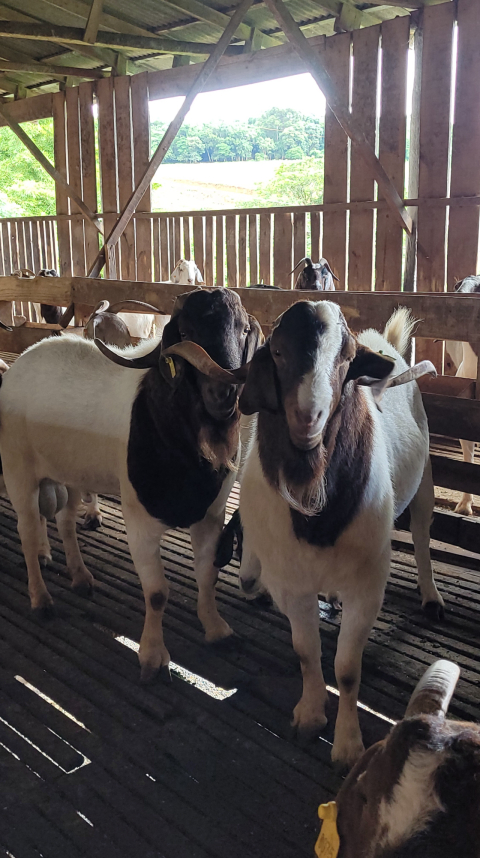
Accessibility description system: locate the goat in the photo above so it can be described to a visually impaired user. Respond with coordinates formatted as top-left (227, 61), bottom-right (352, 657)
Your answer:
top-left (332, 659), bottom-right (480, 858)
top-left (292, 257), bottom-right (338, 291)
top-left (443, 275), bottom-right (480, 516)
top-left (0, 288), bottom-right (262, 681)
top-left (170, 259), bottom-right (205, 286)
top-left (236, 301), bottom-right (443, 767)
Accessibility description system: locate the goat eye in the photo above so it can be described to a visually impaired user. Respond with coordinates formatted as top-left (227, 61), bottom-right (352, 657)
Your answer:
top-left (180, 332), bottom-right (188, 340)
top-left (274, 349), bottom-right (281, 357)
top-left (244, 326), bottom-right (250, 335)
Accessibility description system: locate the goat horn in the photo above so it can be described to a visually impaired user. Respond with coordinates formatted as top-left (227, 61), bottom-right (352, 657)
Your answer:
top-left (289, 257), bottom-right (311, 276)
top-left (405, 660), bottom-right (460, 719)
top-left (162, 342), bottom-right (242, 384)
top-left (388, 361), bottom-right (437, 388)
top-left (0, 319), bottom-right (13, 331)
top-left (107, 300), bottom-right (162, 315)
top-left (94, 337), bottom-right (162, 369)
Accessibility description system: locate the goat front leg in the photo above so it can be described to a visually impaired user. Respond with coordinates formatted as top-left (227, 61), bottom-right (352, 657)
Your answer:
top-left (122, 491), bottom-right (170, 682)
top-left (454, 440), bottom-right (475, 516)
top-left (409, 460), bottom-right (444, 619)
top-left (275, 590), bottom-right (328, 740)
top-left (190, 512), bottom-right (234, 642)
top-left (83, 492), bottom-right (103, 530)
top-left (10, 486), bottom-right (53, 614)
top-left (332, 576), bottom-right (385, 769)
top-left (38, 515), bottom-right (52, 566)
top-left (56, 487), bottom-right (94, 596)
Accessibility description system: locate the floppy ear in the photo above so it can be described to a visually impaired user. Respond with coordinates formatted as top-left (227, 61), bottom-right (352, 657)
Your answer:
top-left (243, 314), bottom-right (264, 364)
top-left (239, 343), bottom-right (279, 415)
top-left (159, 353), bottom-right (185, 388)
top-left (345, 344), bottom-right (396, 383)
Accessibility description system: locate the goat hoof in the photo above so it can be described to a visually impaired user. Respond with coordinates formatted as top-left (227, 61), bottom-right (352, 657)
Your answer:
top-left (249, 592), bottom-right (273, 608)
top-left (160, 664), bottom-right (172, 684)
top-left (38, 553), bottom-right (52, 568)
top-left (140, 663), bottom-right (163, 685)
top-left (210, 631), bottom-right (240, 651)
top-left (423, 601), bottom-right (445, 622)
top-left (32, 602), bottom-right (56, 621)
top-left (83, 514), bottom-right (102, 531)
top-left (71, 579), bottom-right (94, 599)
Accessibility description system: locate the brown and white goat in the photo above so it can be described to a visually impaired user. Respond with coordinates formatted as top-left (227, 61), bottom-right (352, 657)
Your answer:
top-left (237, 301), bottom-right (442, 767)
top-left (334, 660), bottom-right (480, 858)
top-left (293, 257), bottom-right (338, 291)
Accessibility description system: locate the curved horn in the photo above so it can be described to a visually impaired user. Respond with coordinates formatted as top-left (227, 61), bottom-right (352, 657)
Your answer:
top-left (289, 257), bottom-right (311, 276)
top-left (321, 259), bottom-right (340, 282)
top-left (0, 319), bottom-right (13, 331)
top-left (388, 360), bottom-right (437, 388)
top-left (94, 337), bottom-right (162, 368)
top-left (162, 341), bottom-right (241, 383)
top-left (92, 300), bottom-right (110, 315)
top-left (107, 300), bottom-right (162, 315)
top-left (405, 660), bottom-right (460, 719)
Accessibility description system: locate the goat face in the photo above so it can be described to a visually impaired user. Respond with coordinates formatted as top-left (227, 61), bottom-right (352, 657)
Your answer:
top-left (163, 288), bottom-right (261, 421)
top-left (295, 258), bottom-right (337, 291)
top-left (454, 275), bottom-right (480, 294)
top-left (239, 300), bottom-right (392, 450)
top-left (171, 259), bottom-right (204, 286)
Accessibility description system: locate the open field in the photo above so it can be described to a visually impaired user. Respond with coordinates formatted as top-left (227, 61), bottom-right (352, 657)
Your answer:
top-left (152, 160), bottom-right (283, 211)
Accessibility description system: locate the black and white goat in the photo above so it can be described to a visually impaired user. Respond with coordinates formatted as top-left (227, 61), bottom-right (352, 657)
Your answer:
top-left (0, 288), bottom-right (261, 680)
top-left (237, 300), bottom-right (442, 767)
top-left (335, 659), bottom-right (480, 857)
top-left (293, 257), bottom-right (338, 291)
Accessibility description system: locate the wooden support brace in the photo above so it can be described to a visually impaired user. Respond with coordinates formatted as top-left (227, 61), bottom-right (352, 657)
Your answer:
top-left (263, 0), bottom-right (413, 235)
top-left (0, 60), bottom-right (106, 80)
top-left (89, 0), bottom-right (255, 278)
top-left (0, 104), bottom-right (103, 234)
top-left (84, 0), bottom-right (104, 44)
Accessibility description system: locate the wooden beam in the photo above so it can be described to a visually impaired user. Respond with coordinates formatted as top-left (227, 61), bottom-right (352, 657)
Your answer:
top-left (263, 0), bottom-right (413, 235)
top-left (153, 0), bottom-right (282, 47)
top-left (0, 104), bottom-right (102, 232)
top-left (0, 22), bottom-right (239, 56)
top-left (0, 59), bottom-right (105, 79)
top-left (90, 0), bottom-right (255, 278)
top-left (84, 0), bottom-right (104, 44)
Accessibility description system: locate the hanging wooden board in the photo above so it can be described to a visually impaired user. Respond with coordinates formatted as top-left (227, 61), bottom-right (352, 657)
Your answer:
top-left (114, 77), bottom-right (136, 281)
top-left (79, 82), bottom-right (99, 278)
top-left (52, 91), bottom-right (71, 277)
top-left (131, 72), bottom-right (152, 282)
top-left (97, 76), bottom-right (119, 277)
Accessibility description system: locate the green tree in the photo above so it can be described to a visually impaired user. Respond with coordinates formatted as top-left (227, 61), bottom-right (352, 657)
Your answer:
top-left (0, 118), bottom-right (56, 216)
top-left (248, 157), bottom-right (324, 207)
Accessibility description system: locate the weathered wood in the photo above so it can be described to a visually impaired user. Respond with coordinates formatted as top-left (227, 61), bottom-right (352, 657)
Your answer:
top-left (0, 92), bottom-right (53, 129)
top-left (1, 223), bottom-right (10, 275)
top-left (215, 215), bottom-right (224, 286)
top-left (293, 213), bottom-right (306, 273)
top-left (422, 393), bottom-right (480, 443)
top-left (0, 321), bottom-right (62, 353)
top-left (0, 103), bottom-right (100, 233)
top-left (238, 215), bottom-right (247, 288)
top-left (310, 211), bottom-right (320, 261)
top-left (65, 87), bottom-right (86, 276)
top-left (430, 454), bottom-right (480, 496)
top-left (204, 216), bottom-right (214, 285)
top-left (263, 0), bottom-right (412, 236)
top-left (183, 216), bottom-right (191, 259)
top-left (159, 218), bottom-right (169, 281)
top-left (193, 216), bottom-right (205, 275)
top-left (168, 217), bottom-right (175, 273)
top-left (248, 214), bottom-right (257, 286)
top-left (114, 77), bottom-right (135, 280)
top-left (259, 213), bottom-right (271, 284)
top-left (0, 59), bottom-right (104, 79)
top-left (152, 218), bottom-right (160, 281)
top-left (273, 211), bottom-right (293, 288)
top-left (415, 3), bottom-right (454, 367)
top-left (131, 73), bottom-right (152, 282)
top-left (79, 81), bottom-right (99, 275)
top-left (84, 0), bottom-right (104, 44)
top-left (375, 16), bottom-right (409, 290)
top-left (97, 76), bottom-right (119, 278)
top-left (447, 0), bottom-right (480, 287)
top-left (226, 215), bottom-right (237, 288)
top-left (349, 25), bottom-right (379, 291)
top-left (174, 216), bottom-right (182, 268)
top-left (322, 31), bottom-right (349, 285)
top-left (403, 23), bottom-right (422, 293)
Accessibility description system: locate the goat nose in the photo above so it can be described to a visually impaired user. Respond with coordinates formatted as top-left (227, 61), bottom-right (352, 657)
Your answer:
top-left (188, 278), bottom-right (194, 284)
top-left (294, 408), bottom-right (321, 428)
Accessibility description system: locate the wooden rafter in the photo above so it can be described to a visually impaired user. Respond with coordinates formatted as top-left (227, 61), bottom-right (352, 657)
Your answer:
top-left (0, 103), bottom-right (102, 232)
top-left (153, 0), bottom-right (283, 47)
top-left (263, 0), bottom-right (413, 235)
top-left (83, 0), bottom-right (104, 44)
top-left (0, 59), bottom-right (105, 79)
top-left (89, 0), bottom-right (255, 278)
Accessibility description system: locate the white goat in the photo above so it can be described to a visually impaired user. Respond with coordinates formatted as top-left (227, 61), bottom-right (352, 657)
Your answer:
top-left (170, 259), bottom-right (204, 286)
top-left (237, 301), bottom-right (443, 768)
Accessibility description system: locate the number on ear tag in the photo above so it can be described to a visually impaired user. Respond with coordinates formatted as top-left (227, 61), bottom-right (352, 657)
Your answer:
top-left (164, 356), bottom-right (176, 378)
top-left (315, 801), bottom-right (340, 858)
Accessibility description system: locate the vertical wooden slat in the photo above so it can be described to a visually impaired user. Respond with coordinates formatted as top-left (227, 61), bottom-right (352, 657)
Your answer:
top-left (183, 216), bottom-right (191, 258)
top-left (174, 216), bottom-right (181, 266)
top-left (447, 0), bottom-right (480, 286)
top-left (403, 23), bottom-right (422, 293)
top-left (248, 214), bottom-right (257, 285)
top-left (0, 226), bottom-right (5, 276)
top-left (349, 25), bottom-right (379, 291)
top-left (97, 76), bottom-right (119, 278)
top-left (238, 214), bottom-right (247, 288)
top-left (153, 217), bottom-right (160, 281)
top-left (114, 76), bottom-right (135, 280)
top-left (168, 217), bottom-right (175, 269)
top-left (259, 212), bottom-right (271, 284)
top-left (79, 81), bottom-right (98, 277)
top-left (25, 222), bottom-right (34, 271)
top-left (1, 223), bottom-right (10, 273)
top-left (215, 215), bottom-right (224, 286)
top-left (44, 220), bottom-right (53, 270)
top-left (193, 216), bottom-right (205, 273)
top-left (226, 214), bottom-right (237, 287)
top-left (293, 212), bottom-right (306, 271)
top-left (416, 3), bottom-right (454, 367)
top-left (65, 86), bottom-right (86, 275)
top-left (10, 223), bottom-right (19, 271)
top-left (322, 31), bottom-right (350, 285)
top-left (131, 72), bottom-right (152, 281)
top-left (273, 211), bottom-right (293, 288)
top-left (310, 211), bottom-right (320, 261)
top-left (17, 221), bottom-right (27, 270)
top-left (52, 91), bottom-right (71, 276)
top-left (204, 215), bottom-right (214, 284)
top-left (160, 218), bottom-right (169, 280)
top-left (375, 16), bottom-right (409, 290)
top-left (30, 221), bottom-right (41, 274)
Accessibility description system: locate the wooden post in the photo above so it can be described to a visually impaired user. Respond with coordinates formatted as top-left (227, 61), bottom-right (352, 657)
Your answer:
top-left (84, 0), bottom-right (104, 44)
top-left (88, 0), bottom-right (254, 278)
top-left (262, 0), bottom-right (413, 236)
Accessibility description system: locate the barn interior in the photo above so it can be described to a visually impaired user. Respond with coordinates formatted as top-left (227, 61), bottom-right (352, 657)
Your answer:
top-left (0, 0), bottom-right (479, 855)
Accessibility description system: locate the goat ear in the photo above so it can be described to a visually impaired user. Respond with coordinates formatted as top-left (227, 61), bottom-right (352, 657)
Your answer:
top-left (239, 343), bottom-right (279, 415)
top-left (345, 344), bottom-right (396, 383)
top-left (159, 353), bottom-right (184, 388)
top-left (243, 314), bottom-right (264, 364)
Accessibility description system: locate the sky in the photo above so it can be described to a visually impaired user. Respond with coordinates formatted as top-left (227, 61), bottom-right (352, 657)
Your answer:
top-left (149, 72), bottom-right (327, 126)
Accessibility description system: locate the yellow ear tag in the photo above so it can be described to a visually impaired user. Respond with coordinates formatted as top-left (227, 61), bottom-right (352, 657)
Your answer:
top-left (164, 356), bottom-right (176, 378)
top-left (315, 801), bottom-right (340, 858)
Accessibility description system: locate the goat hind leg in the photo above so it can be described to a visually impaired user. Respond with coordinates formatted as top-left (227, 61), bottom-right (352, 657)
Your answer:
top-left (410, 460), bottom-right (444, 619)
top-left (83, 492), bottom-right (102, 530)
top-left (14, 492), bottom-right (53, 614)
top-left (454, 440), bottom-right (475, 516)
top-left (38, 515), bottom-right (52, 566)
top-left (56, 487), bottom-right (94, 596)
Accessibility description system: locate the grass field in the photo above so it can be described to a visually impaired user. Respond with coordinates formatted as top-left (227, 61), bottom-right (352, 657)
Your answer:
top-left (151, 160), bottom-right (283, 211)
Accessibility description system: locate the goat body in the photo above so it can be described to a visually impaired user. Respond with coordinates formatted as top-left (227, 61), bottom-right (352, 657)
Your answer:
top-left (238, 301), bottom-right (442, 767)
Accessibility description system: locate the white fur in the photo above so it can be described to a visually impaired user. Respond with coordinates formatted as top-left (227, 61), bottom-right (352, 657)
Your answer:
top-left (378, 749), bottom-right (444, 849)
top-left (297, 302), bottom-right (343, 432)
top-left (239, 301), bottom-right (442, 767)
top-left (170, 259), bottom-right (204, 286)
